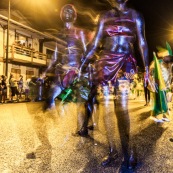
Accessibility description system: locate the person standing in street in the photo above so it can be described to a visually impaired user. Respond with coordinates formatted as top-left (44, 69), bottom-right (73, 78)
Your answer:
top-left (80, 0), bottom-right (149, 170)
top-left (144, 72), bottom-right (150, 106)
top-left (9, 73), bottom-right (19, 102)
top-left (1, 75), bottom-right (7, 103)
top-left (18, 75), bottom-right (24, 99)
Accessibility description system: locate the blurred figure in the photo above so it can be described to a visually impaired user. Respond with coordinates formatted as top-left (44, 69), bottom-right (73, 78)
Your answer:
top-left (1, 75), bottom-right (7, 103)
top-left (135, 78), bottom-right (143, 99)
top-left (78, 63), bottom-right (99, 135)
top-left (130, 76), bottom-right (137, 99)
top-left (42, 76), bottom-right (51, 100)
top-left (149, 54), bottom-right (170, 122)
top-left (44, 4), bottom-right (91, 136)
top-left (9, 73), bottom-right (19, 102)
top-left (144, 72), bottom-right (150, 106)
top-left (80, 0), bottom-right (149, 169)
top-left (35, 77), bottom-right (44, 101)
top-left (23, 78), bottom-right (31, 101)
top-left (26, 4), bottom-right (92, 160)
top-left (18, 75), bottom-right (24, 99)
top-left (28, 76), bottom-right (37, 102)
top-left (0, 76), bottom-right (2, 103)
top-left (166, 89), bottom-right (172, 111)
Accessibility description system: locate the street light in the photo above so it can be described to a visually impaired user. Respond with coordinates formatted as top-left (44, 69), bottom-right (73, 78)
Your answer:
top-left (5, 0), bottom-right (10, 76)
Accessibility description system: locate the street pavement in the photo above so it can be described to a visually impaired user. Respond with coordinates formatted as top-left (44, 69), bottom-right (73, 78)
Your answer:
top-left (0, 97), bottom-right (173, 173)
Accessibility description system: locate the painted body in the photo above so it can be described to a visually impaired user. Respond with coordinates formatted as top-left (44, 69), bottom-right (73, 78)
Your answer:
top-left (81, 0), bottom-right (149, 169)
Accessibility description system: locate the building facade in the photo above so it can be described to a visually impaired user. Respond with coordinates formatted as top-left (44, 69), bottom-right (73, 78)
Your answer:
top-left (0, 14), bottom-right (59, 81)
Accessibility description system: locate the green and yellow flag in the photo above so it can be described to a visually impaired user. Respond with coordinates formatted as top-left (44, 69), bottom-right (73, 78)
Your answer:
top-left (153, 52), bottom-right (166, 90)
top-left (153, 52), bottom-right (168, 115)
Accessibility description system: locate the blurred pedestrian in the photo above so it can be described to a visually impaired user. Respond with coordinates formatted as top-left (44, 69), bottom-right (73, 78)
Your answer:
top-left (35, 77), bottom-right (44, 101)
top-left (80, 0), bottom-right (148, 169)
top-left (136, 78), bottom-right (143, 99)
top-left (144, 72), bottom-right (150, 106)
top-left (9, 73), bottom-right (19, 102)
top-left (18, 75), bottom-right (24, 99)
top-left (28, 76), bottom-right (37, 101)
top-left (23, 78), bottom-right (31, 101)
top-left (0, 76), bottom-right (2, 103)
top-left (1, 75), bottom-right (7, 103)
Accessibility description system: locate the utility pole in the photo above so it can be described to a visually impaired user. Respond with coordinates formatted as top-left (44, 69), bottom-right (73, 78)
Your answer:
top-left (5, 0), bottom-right (10, 76)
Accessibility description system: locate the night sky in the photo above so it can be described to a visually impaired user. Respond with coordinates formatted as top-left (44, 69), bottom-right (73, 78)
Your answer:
top-left (1, 0), bottom-right (173, 65)
top-left (129, 0), bottom-right (173, 63)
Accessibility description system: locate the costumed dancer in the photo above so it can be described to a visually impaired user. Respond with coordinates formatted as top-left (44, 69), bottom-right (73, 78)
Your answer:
top-left (80, 0), bottom-right (149, 170)
top-left (43, 4), bottom-right (92, 135)
top-left (26, 4), bottom-right (92, 159)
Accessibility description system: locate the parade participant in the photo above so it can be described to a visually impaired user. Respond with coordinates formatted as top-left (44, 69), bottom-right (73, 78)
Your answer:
top-left (80, 0), bottom-right (149, 169)
top-left (26, 4), bottom-right (92, 160)
top-left (149, 51), bottom-right (171, 122)
top-left (44, 4), bottom-right (91, 135)
top-left (144, 72), bottom-right (150, 106)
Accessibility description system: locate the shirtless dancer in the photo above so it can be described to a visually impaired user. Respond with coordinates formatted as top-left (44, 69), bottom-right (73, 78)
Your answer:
top-left (81, 0), bottom-right (149, 169)
top-left (44, 4), bottom-right (90, 134)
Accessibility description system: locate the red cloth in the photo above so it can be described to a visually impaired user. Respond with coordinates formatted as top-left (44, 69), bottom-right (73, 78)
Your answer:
top-left (95, 53), bottom-right (137, 85)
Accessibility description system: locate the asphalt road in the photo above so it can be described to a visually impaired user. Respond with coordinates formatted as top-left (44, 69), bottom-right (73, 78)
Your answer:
top-left (0, 97), bottom-right (173, 173)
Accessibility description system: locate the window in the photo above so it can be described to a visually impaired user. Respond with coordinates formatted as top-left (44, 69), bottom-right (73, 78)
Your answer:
top-left (26, 70), bottom-right (34, 79)
top-left (11, 68), bottom-right (21, 79)
top-left (46, 49), bottom-right (54, 60)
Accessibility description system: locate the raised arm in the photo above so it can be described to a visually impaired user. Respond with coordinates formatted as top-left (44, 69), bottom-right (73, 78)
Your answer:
top-left (80, 15), bottom-right (104, 71)
top-left (135, 11), bottom-right (149, 71)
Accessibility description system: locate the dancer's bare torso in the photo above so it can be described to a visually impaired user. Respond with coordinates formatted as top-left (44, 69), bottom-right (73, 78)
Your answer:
top-left (55, 27), bottom-right (86, 88)
top-left (99, 8), bottom-right (137, 55)
top-left (60, 28), bottom-right (84, 69)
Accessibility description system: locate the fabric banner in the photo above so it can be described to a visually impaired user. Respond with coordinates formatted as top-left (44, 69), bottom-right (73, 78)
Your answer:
top-left (153, 52), bottom-right (168, 115)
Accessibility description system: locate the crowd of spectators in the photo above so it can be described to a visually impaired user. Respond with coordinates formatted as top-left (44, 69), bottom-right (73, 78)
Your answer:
top-left (0, 74), bottom-right (52, 104)
top-left (0, 72), bottom-right (173, 107)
